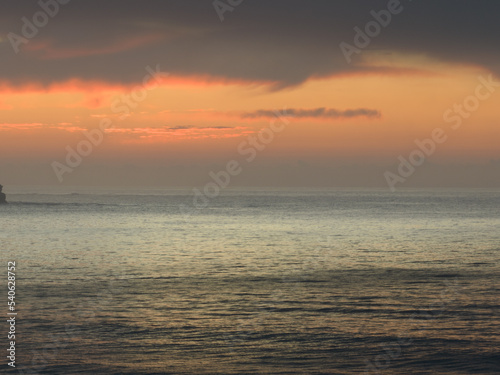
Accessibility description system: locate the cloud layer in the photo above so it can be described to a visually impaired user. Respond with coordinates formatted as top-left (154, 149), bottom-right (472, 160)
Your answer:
top-left (242, 108), bottom-right (381, 119)
top-left (1, 0), bottom-right (499, 88)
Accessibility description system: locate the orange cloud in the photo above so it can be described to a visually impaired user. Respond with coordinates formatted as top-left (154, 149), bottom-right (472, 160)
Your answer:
top-left (106, 125), bottom-right (251, 143)
top-left (0, 74), bottom-right (265, 97)
top-left (0, 122), bottom-right (45, 131)
top-left (0, 79), bottom-right (124, 95)
top-left (0, 122), bottom-right (85, 132)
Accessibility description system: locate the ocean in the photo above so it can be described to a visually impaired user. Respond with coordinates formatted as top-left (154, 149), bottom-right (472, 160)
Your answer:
top-left (1, 188), bottom-right (499, 374)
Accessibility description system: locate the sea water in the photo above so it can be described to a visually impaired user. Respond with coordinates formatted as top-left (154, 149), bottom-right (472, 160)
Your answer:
top-left (1, 188), bottom-right (499, 374)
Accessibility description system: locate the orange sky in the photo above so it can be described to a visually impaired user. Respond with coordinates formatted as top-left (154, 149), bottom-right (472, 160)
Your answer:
top-left (1, 57), bottom-right (498, 165)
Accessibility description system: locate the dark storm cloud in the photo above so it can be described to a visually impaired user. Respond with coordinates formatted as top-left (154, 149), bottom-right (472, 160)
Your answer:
top-left (0, 0), bottom-right (499, 87)
top-left (242, 108), bottom-right (381, 119)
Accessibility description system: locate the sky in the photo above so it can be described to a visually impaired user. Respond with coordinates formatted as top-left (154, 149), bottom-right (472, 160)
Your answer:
top-left (0, 0), bottom-right (499, 189)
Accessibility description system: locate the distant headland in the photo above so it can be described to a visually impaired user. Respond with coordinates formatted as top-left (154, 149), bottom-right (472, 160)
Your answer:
top-left (0, 184), bottom-right (7, 204)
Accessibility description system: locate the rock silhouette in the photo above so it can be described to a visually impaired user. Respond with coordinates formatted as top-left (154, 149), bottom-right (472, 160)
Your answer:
top-left (0, 184), bottom-right (7, 204)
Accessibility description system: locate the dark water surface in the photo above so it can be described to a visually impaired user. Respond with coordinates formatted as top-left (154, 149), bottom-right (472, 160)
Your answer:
top-left (2, 189), bottom-right (499, 374)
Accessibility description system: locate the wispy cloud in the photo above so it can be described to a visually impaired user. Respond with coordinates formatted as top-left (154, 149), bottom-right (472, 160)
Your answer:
top-left (106, 125), bottom-right (251, 141)
top-left (0, 122), bottom-right (84, 132)
top-left (241, 107), bottom-right (381, 120)
top-left (164, 125), bottom-right (233, 131)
